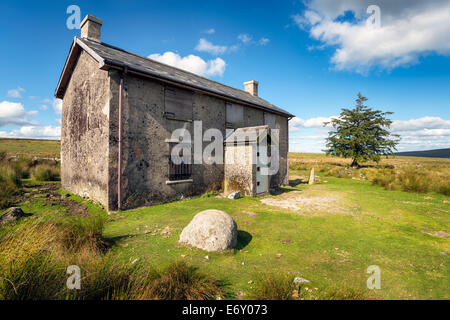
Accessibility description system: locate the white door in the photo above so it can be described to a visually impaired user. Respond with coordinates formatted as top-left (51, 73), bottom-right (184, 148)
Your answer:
top-left (256, 144), bottom-right (269, 194)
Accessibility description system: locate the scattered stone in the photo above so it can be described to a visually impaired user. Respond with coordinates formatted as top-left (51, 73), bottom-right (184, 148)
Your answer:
top-left (0, 207), bottom-right (24, 225)
top-left (292, 290), bottom-right (299, 299)
top-left (181, 254), bottom-right (187, 258)
top-left (61, 194), bottom-right (70, 199)
top-left (280, 238), bottom-right (292, 244)
top-left (440, 252), bottom-right (448, 256)
top-left (275, 253), bottom-right (282, 259)
top-left (205, 255), bottom-right (210, 260)
top-left (131, 258), bottom-right (139, 264)
top-left (248, 280), bottom-right (254, 284)
top-left (293, 277), bottom-right (310, 285)
top-left (179, 210), bottom-right (238, 252)
top-left (228, 192), bottom-right (241, 200)
top-left (243, 211), bottom-right (257, 217)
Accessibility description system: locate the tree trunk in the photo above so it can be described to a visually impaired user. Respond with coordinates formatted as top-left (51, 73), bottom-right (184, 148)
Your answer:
top-left (351, 159), bottom-right (359, 168)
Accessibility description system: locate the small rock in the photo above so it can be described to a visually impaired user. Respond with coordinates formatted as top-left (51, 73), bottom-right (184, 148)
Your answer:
top-left (181, 254), bottom-right (187, 258)
top-left (275, 253), bottom-right (282, 259)
top-left (292, 290), bottom-right (299, 299)
top-left (0, 207), bottom-right (24, 225)
top-left (280, 238), bottom-right (292, 244)
top-left (131, 258), bottom-right (139, 264)
top-left (205, 255), bottom-right (210, 260)
top-left (61, 194), bottom-right (70, 199)
top-left (248, 280), bottom-right (254, 284)
top-left (293, 277), bottom-right (310, 285)
top-left (228, 191), bottom-right (241, 200)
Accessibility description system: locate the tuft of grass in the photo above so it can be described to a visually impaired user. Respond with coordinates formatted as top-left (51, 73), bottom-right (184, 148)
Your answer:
top-left (0, 216), bottom-right (224, 300)
top-left (30, 163), bottom-right (60, 181)
top-left (135, 261), bottom-right (224, 300)
top-left (0, 165), bottom-right (22, 209)
top-left (250, 273), bottom-right (297, 300)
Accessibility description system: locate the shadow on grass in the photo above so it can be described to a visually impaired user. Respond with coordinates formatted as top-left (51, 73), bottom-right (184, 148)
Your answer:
top-left (288, 179), bottom-right (307, 187)
top-left (103, 235), bottom-right (133, 248)
top-left (270, 186), bottom-right (299, 196)
top-left (235, 230), bottom-right (252, 250)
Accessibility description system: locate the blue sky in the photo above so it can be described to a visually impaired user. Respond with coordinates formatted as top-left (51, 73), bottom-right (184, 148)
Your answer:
top-left (1, 0), bottom-right (449, 152)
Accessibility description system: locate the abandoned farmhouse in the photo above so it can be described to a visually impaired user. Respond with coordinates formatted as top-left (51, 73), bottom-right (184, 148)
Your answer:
top-left (55, 15), bottom-right (294, 211)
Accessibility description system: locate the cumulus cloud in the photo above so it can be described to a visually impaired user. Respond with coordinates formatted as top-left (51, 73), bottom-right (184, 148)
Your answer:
top-left (195, 38), bottom-right (229, 55)
top-left (237, 33), bottom-right (252, 44)
top-left (289, 115), bottom-right (450, 152)
top-left (7, 87), bottom-right (25, 98)
top-left (259, 38), bottom-right (270, 46)
top-left (293, 0), bottom-right (450, 73)
top-left (0, 126), bottom-right (60, 139)
top-left (148, 51), bottom-right (226, 77)
top-left (53, 98), bottom-right (62, 114)
top-left (0, 101), bottom-right (38, 127)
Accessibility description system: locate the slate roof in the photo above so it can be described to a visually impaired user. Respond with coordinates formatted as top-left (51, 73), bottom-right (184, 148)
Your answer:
top-left (55, 37), bottom-right (294, 118)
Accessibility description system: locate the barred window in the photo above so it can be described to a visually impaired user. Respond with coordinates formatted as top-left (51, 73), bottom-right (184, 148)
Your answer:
top-left (168, 143), bottom-right (192, 181)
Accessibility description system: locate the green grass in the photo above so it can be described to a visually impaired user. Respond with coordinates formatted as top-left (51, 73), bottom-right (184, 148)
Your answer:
top-left (0, 138), bottom-right (60, 158)
top-left (99, 173), bottom-right (449, 299)
top-left (1, 151), bottom-right (449, 300)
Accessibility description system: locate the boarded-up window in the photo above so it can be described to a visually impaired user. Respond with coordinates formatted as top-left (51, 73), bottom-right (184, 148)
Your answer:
top-left (264, 112), bottom-right (276, 129)
top-left (226, 102), bottom-right (244, 128)
top-left (164, 86), bottom-right (193, 121)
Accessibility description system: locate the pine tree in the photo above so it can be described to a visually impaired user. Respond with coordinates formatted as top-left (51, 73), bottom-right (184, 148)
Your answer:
top-left (324, 93), bottom-right (400, 167)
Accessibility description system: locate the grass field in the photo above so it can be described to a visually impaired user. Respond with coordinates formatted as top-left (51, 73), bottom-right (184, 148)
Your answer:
top-left (0, 138), bottom-right (60, 158)
top-left (0, 139), bottom-right (449, 300)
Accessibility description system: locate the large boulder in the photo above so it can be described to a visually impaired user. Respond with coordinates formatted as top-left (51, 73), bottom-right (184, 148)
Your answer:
top-left (179, 210), bottom-right (238, 252)
top-left (0, 207), bottom-right (24, 225)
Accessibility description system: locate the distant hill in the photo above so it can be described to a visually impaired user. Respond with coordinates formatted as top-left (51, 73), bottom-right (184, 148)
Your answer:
top-left (395, 148), bottom-right (450, 159)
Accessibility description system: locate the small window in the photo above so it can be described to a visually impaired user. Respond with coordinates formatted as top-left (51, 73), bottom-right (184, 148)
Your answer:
top-left (226, 102), bottom-right (244, 128)
top-left (164, 86), bottom-right (193, 121)
top-left (168, 144), bottom-right (192, 181)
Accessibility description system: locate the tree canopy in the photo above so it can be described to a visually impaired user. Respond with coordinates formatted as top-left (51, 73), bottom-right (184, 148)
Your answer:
top-left (324, 93), bottom-right (400, 167)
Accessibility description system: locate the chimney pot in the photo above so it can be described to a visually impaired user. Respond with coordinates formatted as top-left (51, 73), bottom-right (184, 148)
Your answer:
top-left (244, 80), bottom-right (259, 96)
top-left (80, 15), bottom-right (102, 42)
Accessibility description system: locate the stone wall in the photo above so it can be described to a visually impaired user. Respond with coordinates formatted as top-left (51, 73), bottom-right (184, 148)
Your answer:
top-left (61, 50), bottom-right (110, 208)
top-left (63, 52), bottom-right (289, 211)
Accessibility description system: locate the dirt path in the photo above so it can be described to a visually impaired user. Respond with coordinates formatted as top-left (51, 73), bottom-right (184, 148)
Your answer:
top-left (261, 185), bottom-right (360, 216)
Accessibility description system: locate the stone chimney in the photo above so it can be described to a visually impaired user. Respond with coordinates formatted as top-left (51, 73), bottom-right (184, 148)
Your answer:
top-left (80, 15), bottom-right (102, 42)
top-left (244, 80), bottom-right (259, 96)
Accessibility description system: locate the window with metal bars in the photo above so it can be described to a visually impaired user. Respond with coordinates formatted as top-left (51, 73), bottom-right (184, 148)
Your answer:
top-left (168, 145), bottom-right (192, 181)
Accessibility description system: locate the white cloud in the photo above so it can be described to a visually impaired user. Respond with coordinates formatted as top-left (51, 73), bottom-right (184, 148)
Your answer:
top-left (195, 38), bottom-right (229, 55)
top-left (148, 51), bottom-right (226, 77)
top-left (237, 33), bottom-right (252, 44)
top-left (391, 116), bottom-right (450, 131)
top-left (39, 105), bottom-right (49, 110)
top-left (259, 38), bottom-right (270, 46)
top-left (294, 0), bottom-right (450, 73)
top-left (7, 87), bottom-right (25, 98)
top-left (0, 101), bottom-right (38, 127)
top-left (0, 125), bottom-right (60, 139)
top-left (53, 98), bottom-right (62, 114)
top-left (289, 115), bottom-right (450, 152)
top-left (204, 28), bottom-right (215, 34)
